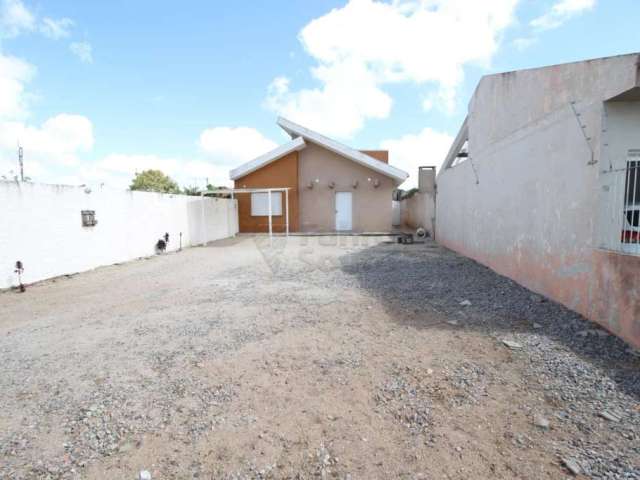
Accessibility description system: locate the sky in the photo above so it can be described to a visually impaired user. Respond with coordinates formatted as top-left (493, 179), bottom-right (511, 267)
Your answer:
top-left (0, 0), bottom-right (638, 189)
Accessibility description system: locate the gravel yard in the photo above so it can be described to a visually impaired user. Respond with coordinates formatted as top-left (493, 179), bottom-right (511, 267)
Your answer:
top-left (1, 235), bottom-right (639, 479)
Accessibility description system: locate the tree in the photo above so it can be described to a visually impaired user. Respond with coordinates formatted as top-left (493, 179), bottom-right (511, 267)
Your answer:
top-left (129, 170), bottom-right (180, 193)
top-left (182, 185), bottom-right (201, 196)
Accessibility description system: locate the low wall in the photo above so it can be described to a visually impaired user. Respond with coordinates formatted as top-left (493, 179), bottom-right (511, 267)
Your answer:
top-left (1, 181), bottom-right (238, 289)
top-left (401, 192), bottom-right (435, 236)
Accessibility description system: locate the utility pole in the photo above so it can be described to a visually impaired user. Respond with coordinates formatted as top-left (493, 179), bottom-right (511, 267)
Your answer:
top-left (18, 144), bottom-right (24, 182)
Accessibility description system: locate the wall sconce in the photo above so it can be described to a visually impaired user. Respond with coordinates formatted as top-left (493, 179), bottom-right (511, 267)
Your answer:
top-left (352, 180), bottom-right (358, 189)
top-left (307, 181), bottom-right (314, 189)
top-left (328, 181), bottom-right (335, 189)
top-left (373, 179), bottom-right (380, 188)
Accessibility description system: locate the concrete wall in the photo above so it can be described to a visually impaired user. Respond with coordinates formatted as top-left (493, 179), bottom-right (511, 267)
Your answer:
top-left (298, 142), bottom-right (395, 232)
top-left (234, 151), bottom-right (299, 233)
top-left (436, 53), bottom-right (640, 347)
top-left (402, 167), bottom-right (436, 235)
top-left (0, 181), bottom-right (238, 289)
top-left (401, 192), bottom-right (435, 236)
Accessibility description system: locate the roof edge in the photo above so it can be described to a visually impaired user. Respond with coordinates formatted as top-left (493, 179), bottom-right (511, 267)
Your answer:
top-left (277, 117), bottom-right (409, 183)
top-left (229, 137), bottom-right (306, 180)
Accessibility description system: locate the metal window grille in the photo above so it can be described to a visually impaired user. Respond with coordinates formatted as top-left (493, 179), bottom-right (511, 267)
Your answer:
top-left (600, 150), bottom-right (640, 255)
top-left (621, 151), bottom-right (640, 252)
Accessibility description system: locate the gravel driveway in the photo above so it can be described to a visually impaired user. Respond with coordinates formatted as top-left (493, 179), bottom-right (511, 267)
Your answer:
top-left (1, 235), bottom-right (638, 479)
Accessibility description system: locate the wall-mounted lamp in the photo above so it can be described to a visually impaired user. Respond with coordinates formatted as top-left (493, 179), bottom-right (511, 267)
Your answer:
top-left (328, 181), bottom-right (335, 189)
top-left (373, 179), bottom-right (380, 188)
top-left (307, 181), bottom-right (314, 189)
top-left (352, 180), bottom-right (358, 189)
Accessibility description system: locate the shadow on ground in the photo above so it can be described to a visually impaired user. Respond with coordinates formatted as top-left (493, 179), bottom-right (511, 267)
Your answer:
top-left (339, 239), bottom-right (640, 401)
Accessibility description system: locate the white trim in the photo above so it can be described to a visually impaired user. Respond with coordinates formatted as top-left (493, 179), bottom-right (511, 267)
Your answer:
top-left (277, 117), bottom-right (409, 183)
top-left (229, 137), bottom-right (306, 180)
top-left (285, 189), bottom-right (289, 236)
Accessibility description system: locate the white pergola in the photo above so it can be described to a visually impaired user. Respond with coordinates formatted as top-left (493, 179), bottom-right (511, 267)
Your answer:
top-left (202, 187), bottom-right (292, 238)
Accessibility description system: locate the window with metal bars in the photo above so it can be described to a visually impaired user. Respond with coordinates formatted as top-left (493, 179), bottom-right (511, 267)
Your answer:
top-left (621, 150), bottom-right (640, 246)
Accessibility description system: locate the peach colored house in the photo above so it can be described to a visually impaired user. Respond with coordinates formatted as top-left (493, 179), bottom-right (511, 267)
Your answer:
top-left (230, 118), bottom-right (409, 233)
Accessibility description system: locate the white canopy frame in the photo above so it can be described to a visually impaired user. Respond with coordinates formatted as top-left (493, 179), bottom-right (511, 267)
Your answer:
top-left (202, 187), bottom-right (291, 241)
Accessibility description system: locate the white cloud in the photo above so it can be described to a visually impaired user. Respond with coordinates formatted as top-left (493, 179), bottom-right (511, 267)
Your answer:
top-left (381, 127), bottom-right (454, 188)
top-left (0, 53), bottom-right (34, 119)
top-left (0, 0), bottom-right (35, 38)
top-left (513, 36), bottom-right (537, 51)
top-left (198, 126), bottom-right (277, 163)
top-left (92, 154), bottom-right (231, 189)
top-left (70, 41), bottom-right (93, 63)
top-left (40, 17), bottom-right (73, 39)
top-left (0, 45), bottom-right (95, 181)
top-left (265, 60), bottom-right (392, 139)
top-left (99, 153), bottom-right (180, 176)
top-left (265, 0), bottom-right (519, 138)
top-left (421, 86), bottom-right (456, 114)
top-left (181, 160), bottom-right (231, 188)
top-left (530, 0), bottom-right (595, 30)
top-left (0, 114), bottom-right (94, 168)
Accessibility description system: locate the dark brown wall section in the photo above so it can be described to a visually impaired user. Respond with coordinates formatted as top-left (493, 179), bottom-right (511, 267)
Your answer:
top-left (360, 150), bottom-right (389, 164)
top-left (234, 152), bottom-right (299, 233)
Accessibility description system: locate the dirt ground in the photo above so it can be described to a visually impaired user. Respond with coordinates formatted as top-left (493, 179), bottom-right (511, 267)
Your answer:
top-left (1, 235), bottom-right (639, 480)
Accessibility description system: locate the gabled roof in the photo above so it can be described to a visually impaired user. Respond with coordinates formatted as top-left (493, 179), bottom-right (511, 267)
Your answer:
top-left (229, 137), bottom-right (306, 180)
top-left (277, 117), bottom-right (409, 183)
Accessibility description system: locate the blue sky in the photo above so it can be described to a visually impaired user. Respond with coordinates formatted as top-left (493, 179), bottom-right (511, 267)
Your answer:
top-left (0, 0), bottom-right (638, 188)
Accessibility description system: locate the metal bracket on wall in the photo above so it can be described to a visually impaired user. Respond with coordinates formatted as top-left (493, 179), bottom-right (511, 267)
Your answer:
top-left (569, 101), bottom-right (597, 166)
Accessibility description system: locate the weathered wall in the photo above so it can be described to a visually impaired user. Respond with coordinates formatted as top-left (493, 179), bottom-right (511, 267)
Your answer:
top-left (234, 151), bottom-right (299, 233)
top-left (436, 53), bottom-right (640, 347)
top-left (403, 167), bottom-right (436, 235)
top-left (401, 192), bottom-right (436, 236)
top-left (0, 182), bottom-right (238, 289)
top-left (298, 142), bottom-right (395, 232)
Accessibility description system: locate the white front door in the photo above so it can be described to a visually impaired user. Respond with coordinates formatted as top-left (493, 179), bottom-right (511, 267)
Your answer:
top-left (335, 192), bottom-right (353, 231)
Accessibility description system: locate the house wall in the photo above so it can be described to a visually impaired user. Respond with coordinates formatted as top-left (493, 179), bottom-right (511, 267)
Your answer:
top-left (298, 142), bottom-right (395, 232)
top-left (234, 151), bottom-right (299, 233)
top-left (436, 53), bottom-right (640, 347)
top-left (0, 181), bottom-right (238, 290)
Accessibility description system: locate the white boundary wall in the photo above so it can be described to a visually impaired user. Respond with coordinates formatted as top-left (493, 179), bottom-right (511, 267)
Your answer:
top-left (1, 181), bottom-right (238, 289)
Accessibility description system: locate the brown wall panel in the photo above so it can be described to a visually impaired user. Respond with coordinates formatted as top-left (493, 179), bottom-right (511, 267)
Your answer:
top-left (359, 150), bottom-right (389, 163)
top-left (234, 152), bottom-right (299, 233)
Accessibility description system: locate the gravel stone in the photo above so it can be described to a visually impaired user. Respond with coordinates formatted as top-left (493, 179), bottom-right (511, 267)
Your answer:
top-left (1, 236), bottom-right (638, 479)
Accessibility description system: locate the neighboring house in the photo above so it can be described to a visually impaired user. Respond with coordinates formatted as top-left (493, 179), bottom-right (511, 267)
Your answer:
top-left (230, 117), bottom-right (409, 233)
top-left (436, 53), bottom-right (640, 347)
